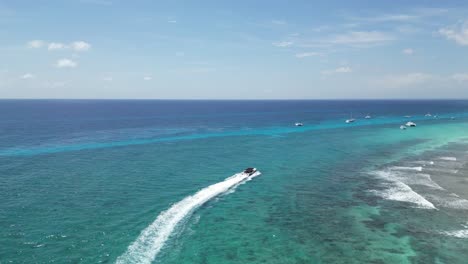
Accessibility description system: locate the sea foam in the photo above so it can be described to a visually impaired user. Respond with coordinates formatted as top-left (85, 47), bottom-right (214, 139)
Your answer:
top-left (370, 170), bottom-right (436, 209)
top-left (427, 195), bottom-right (468, 210)
top-left (116, 171), bottom-right (261, 264)
top-left (438, 157), bottom-right (457, 161)
top-left (390, 166), bottom-right (423, 172)
top-left (440, 229), bottom-right (468, 238)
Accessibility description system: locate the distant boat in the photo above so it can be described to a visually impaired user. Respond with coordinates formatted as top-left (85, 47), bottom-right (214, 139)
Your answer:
top-left (345, 113), bottom-right (355, 123)
top-left (295, 122), bottom-right (303, 127)
top-left (425, 113), bottom-right (432, 117)
top-left (365, 114), bottom-right (371, 119)
top-left (400, 125), bottom-right (407, 130)
top-left (406, 121), bottom-right (416, 127)
top-left (404, 115), bottom-right (412, 118)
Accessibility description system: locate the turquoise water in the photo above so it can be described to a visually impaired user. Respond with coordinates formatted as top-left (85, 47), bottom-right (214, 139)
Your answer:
top-left (1, 100), bottom-right (468, 263)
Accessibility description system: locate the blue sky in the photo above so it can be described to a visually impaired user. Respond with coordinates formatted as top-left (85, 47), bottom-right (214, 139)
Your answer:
top-left (1, 0), bottom-right (468, 99)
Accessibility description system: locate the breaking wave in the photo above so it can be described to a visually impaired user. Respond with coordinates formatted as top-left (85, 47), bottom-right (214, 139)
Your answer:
top-left (370, 170), bottom-right (437, 209)
top-left (438, 157), bottom-right (457, 161)
top-left (440, 229), bottom-right (468, 238)
top-left (390, 166), bottom-right (423, 172)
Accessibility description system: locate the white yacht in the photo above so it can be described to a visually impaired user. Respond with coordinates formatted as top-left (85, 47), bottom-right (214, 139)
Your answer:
top-left (295, 122), bottom-right (303, 127)
top-left (400, 125), bottom-right (407, 130)
top-left (406, 121), bottom-right (416, 127)
top-left (425, 113), bottom-right (432, 117)
top-left (365, 114), bottom-right (371, 119)
top-left (345, 113), bottom-right (355, 123)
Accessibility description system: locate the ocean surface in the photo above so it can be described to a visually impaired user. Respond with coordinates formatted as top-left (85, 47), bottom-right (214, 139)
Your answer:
top-left (1, 100), bottom-right (468, 263)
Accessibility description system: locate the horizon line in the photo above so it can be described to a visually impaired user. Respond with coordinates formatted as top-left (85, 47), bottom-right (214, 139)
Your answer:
top-left (0, 98), bottom-right (467, 101)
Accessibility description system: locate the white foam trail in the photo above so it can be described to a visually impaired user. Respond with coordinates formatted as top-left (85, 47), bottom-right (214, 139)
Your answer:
top-left (390, 166), bottom-right (423, 172)
top-left (439, 157), bottom-right (457, 161)
top-left (370, 171), bottom-right (437, 209)
top-left (116, 171), bottom-right (261, 264)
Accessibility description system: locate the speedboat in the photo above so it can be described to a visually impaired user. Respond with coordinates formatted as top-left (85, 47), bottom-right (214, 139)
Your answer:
top-left (243, 168), bottom-right (257, 176)
top-left (406, 121), bottom-right (416, 127)
top-left (365, 115), bottom-right (371, 119)
top-left (295, 122), bottom-right (303, 127)
top-left (400, 125), bottom-right (407, 130)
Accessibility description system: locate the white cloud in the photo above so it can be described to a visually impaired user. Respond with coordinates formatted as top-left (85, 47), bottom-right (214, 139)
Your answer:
top-left (272, 20), bottom-right (286, 25)
top-left (71, 41), bottom-right (91, 51)
top-left (20, 73), bottom-right (35, 79)
top-left (451, 73), bottom-right (468, 82)
top-left (335, 67), bottom-right (352, 73)
top-left (439, 21), bottom-right (468, 46)
top-left (361, 14), bottom-right (418, 23)
top-left (322, 67), bottom-right (353, 75)
top-left (295, 52), bottom-right (321, 58)
top-left (403, 48), bottom-right (414, 55)
top-left (312, 25), bottom-right (330, 32)
top-left (373, 72), bottom-right (468, 88)
top-left (102, 76), bottom-right (113, 81)
top-left (56, 59), bottom-right (77, 68)
top-left (79, 0), bottom-right (112, 5)
top-left (44, 81), bottom-right (67, 88)
top-left (272, 41), bottom-right (293, 47)
top-left (191, 67), bottom-right (216, 73)
top-left (48, 42), bottom-right (67, 50)
top-left (396, 25), bottom-right (420, 34)
top-left (377, 73), bottom-right (434, 88)
top-left (168, 19), bottom-right (177, 23)
top-left (27, 40), bottom-right (45, 48)
top-left (295, 30), bottom-right (394, 49)
top-left (351, 8), bottom-right (448, 24)
top-left (329, 31), bottom-right (394, 45)
top-left (143, 76), bottom-right (152, 81)
top-left (29, 40), bottom-right (92, 51)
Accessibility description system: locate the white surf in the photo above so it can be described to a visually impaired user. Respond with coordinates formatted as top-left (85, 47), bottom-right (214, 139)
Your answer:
top-left (440, 229), bottom-right (468, 238)
top-left (438, 156), bottom-right (457, 161)
top-left (390, 166), bottom-right (423, 172)
top-left (370, 170), bottom-right (436, 209)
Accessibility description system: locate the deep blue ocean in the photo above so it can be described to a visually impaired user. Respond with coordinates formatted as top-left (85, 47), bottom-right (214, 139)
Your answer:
top-left (1, 100), bottom-right (468, 263)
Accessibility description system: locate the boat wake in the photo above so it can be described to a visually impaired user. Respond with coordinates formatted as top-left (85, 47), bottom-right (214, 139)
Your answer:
top-left (115, 170), bottom-right (261, 264)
